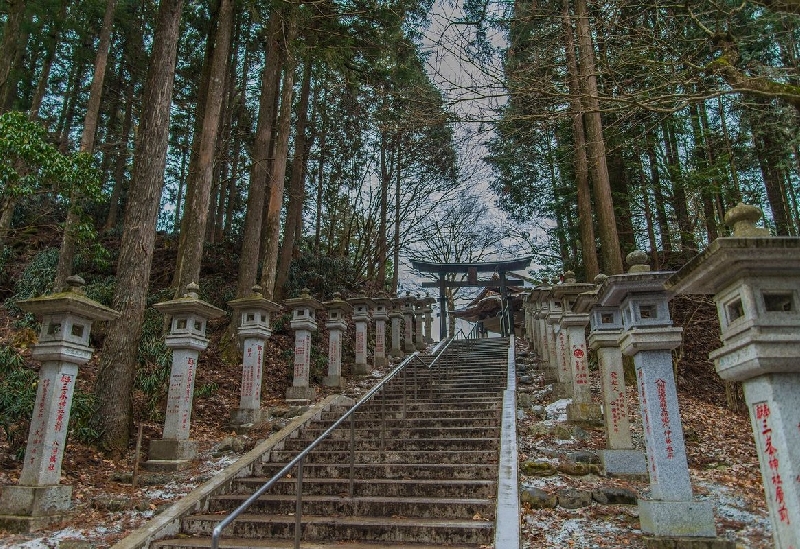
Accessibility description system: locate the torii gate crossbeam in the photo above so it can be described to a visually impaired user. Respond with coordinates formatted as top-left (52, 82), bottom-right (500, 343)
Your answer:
top-left (411, 257), bottom-right (533, 338)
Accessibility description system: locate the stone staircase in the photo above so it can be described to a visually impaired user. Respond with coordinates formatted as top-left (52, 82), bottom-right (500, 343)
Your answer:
top-left (152, 338), bottom-right (510, 549)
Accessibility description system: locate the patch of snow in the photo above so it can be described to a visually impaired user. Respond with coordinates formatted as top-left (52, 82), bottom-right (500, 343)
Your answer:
top-left (0, 527), bottom-right (86, 549)
top-left (545, 398), bottom-right (571, 421)
top-left (697, 481), bottom-right (771, 532)
top-left (523, 477), bottom-right (567, 489)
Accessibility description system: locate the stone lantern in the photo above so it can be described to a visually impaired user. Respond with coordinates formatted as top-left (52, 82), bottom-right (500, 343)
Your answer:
top-left (596, 252), bottom-right (715, 538)
top-left (322, 293), bottom-right (352, 386)
top-left (371, 294), bottom-right (392, 368)
top-left (666, 203), bottom-right (800, 548)
top-left (147, 283), bottom-right (225, 470)
top-left (532, 284), bottom-right (551, 367)
top-left (420, 295), bottom-right (436, 343)
top-left (388, 296), bottom-right (404, 358)
top-left (227, 285), bottom-right (280, 430)
top-left (284, 289), bottom-right (322, 404)
top-left (413, 295), bottom-right (427, 350)
top-left (545, 279), bottom-right (569, 397)
top-left (552, 271), bottom-right (597, 422)
top-left (347, 295), bottom-right (374, 375)
top-left (578, 275), bottom-right (646, 477)
top-left (524, 289), bottom-right (538, 348)
top-left (0, 276), bottom-right (118, 531)
top-left (401, 292), bottom-right (417, 354)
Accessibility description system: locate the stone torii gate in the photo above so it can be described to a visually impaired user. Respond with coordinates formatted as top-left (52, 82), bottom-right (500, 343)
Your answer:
top-left (411, 257), bottom-right (533, 338)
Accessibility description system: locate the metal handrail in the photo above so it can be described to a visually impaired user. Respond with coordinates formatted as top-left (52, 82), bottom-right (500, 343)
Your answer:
top-left (210, 342), bottom-right (451, 549)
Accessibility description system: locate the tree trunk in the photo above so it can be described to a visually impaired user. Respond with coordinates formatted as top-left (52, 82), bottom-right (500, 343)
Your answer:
top-left (104, 67), bottom-right (134, 230)
top-left (235, 12), bottom-right (283, 298)
top-left (755, 131), bottom-right (792, 235)
top-left (172, 0), bottom-right (233, 296)
top-left (260, 13), bottom-right (298, 298)
top-left (391, 144), bottom-right (402, 293)
top-left (377, 132), bottom-right (391, 287)
top-left (607, 144), bottom-right (636, 255)
top-left (29, 1), bottom-right (68, 120)
top-left (54, 0), bottom-right (118, 292)
top-left (574, 0), bottom-right (623, 274)
top-left (662, 118), bottom-right (697, 256)
top-left (646, 130), bottom-right (672, 255)
top-left (638, 151), bottom-right (660, 269)
top-left (561, 0), bottom-right (598, 280)
top-left (94, 0), bottom-right (185, 456)
top-left (688, 103), bottom-right (718, 244)
top-left (0, 0), bottom-right (27, 114)
top-left (274, 57), bottom-right (313, 299)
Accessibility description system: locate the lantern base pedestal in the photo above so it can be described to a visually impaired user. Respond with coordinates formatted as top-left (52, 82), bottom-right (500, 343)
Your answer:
top-left (600, 449), bottom-right (648, 478)
top-left (637, 499), bottom-right (716, 538)
top-left (322, 375), bottom-right (345, 387)
top-left (286, 386), bottom-right (316, 405)
top-left (229, 408), bottom-right (265, 433)
top-left (144, 439), bottom-right (197, 472)
top-left (0, 484), bottom-right (72, 529)
top-left (553, 382), bottom-right (573, 399)
top-left (566, 401), bottom-right (602, 424)
top-left (642, 536), bottom-right (736, 549)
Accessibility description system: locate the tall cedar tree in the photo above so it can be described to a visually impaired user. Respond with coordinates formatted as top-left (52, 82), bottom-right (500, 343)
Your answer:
top-left (95, 0), bottom-right (185, 455)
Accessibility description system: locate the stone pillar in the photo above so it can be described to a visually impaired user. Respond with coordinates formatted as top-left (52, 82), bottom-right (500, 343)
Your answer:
top-left (0, 277), bottom-right (118, 532)
top-left (666, 203), bottom-right (800, 549)
top-left (531, 285), bottom-right (550, 362)
top-left (579, 275), bottom-right (646, 477)
top-left (372, 295), bottom-right (392, 368)
top-left (389, 297), bottom-right (404, 358)
top-left (322, 293), bottom-right (351, 387)
top-left (524, 289), bottom-right (537, 348)
top-left (413, 298), bottom-right (427, 350)
top-left (422, 296), bottom-right (435, 343)
top-left (553, 272), bottom-right (599, 422)
top-left (146, 283), bottom-right (225, 471)
top-left (348, 295), bottom-right (374, 375)
top-left (401, 293), bottom-right (416, 353)
top-left (546, 282), bottom-right (571, 398)
top-left (597, 252), bottom-right (715, 538)
top-left (227, 286), bottom-right (280, 430)
top-left (284, 289), bottom-right (322, 404)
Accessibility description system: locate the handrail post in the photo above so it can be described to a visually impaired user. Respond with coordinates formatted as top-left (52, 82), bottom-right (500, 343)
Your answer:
top-left (294, 457), bottom-right (304, 549)
top-left (380, 385), bottom-right (386, 453)
top-left (402, 367), bottom-right (407, 419)
top-left (348, 413), bottom-right (355, 498)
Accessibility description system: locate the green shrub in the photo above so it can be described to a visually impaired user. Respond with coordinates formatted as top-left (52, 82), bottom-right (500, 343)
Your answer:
top-left (68, 390), bottom-right (103, 445)
top-left (0, 345), bottom-right (36, 459)
top-left (84, 276), bottom-right (116, 308)
top-left (285, 253), bottom-right (361, 299)
top-left (4, 248), bottom-right (59, 326)
top-left (134, 306), bottom-right (172, 421)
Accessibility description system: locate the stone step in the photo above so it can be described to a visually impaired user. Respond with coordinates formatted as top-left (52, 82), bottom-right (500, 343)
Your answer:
top-left (206, 495), bottom-right (496, 520)
top-left (307, 417), bottom-right (500, 430)
top-left (154, 538), bottom-right (485, 549)
top-left (266, 449), bottom-right (498, 465)
top-left (233, 477), bottom-right (497, 499)
top-left (181, 514), bottom-right (494, 545)
top-left (351, 399), bottom-right (502, 409)
top-left (293, 425), bottom-right (501, 441)
top-left (338, 398), bottom-right (503, 409)
top-left (318, 409), bottom-right (501, 421)
top-left (254, 462), bottom-right (497, 481)
top-left (279, 437), bottom-right (499, 453)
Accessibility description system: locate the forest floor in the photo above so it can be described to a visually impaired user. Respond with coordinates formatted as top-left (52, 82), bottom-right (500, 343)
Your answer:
top-left (0, 237), bottom-right (773, 549)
